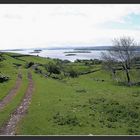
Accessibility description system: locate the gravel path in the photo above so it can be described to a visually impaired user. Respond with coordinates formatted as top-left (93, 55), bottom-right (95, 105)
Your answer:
top-left (0, 72), bottom-right (22, 110)
top-left (0, 72), bottom-right (34, 135)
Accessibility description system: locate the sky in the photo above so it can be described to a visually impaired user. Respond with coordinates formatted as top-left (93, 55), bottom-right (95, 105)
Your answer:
top-left (0, 4), bottom-right (140, 50)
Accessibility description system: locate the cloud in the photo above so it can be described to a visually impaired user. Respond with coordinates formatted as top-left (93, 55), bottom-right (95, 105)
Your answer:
top-left (3, 14), bottom-right (22, 20)
top-left (0, 4), bottom-right (140, 49)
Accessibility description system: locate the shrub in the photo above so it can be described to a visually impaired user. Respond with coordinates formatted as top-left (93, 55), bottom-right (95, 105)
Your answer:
top-left (34, 67), bottom-right (42, 74)
top-left (25, 62), bottom-right (34, 68)
top-left (127, 128), bottom-right (140, 135)
top-left (92, 59), bottom-right (102, 64)
top-left (62, 60), bottom-right (71, 64)
top-left (0, 53), bottom-right (5, 61)
top-left (74, 59), bottom-right (81, 63)
top-left (45, 62), bottom-right (61, 75)
top-left (67, 69), bottom-right (78, 78)
top-left (0, 74), bottom-right (9, 83)
top-left (50, 74), bottom-right (64, 80)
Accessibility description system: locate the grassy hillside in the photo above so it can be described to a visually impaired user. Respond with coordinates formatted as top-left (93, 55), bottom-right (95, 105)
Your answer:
top-left (0, 52), bottom-right (140, 135)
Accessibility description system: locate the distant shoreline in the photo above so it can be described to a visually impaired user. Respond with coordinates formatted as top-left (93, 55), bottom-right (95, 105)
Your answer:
top-left (1, 45), bottom-right (140, 52)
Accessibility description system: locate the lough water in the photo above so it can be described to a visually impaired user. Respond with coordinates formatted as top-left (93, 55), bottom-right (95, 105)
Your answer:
top-left (5, 49), bottom-right (106, 62)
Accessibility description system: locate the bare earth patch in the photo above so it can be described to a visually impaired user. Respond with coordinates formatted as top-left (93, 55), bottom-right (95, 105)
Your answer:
top-left (0, 72), bottom-right (34, 135)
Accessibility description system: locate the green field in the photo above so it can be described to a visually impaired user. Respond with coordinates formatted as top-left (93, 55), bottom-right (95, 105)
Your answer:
top-left (0, 52), bottom-right (140, 135)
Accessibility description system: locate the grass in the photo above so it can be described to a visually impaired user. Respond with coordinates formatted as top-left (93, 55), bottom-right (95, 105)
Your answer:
top-left (0, 52), bottom-right (140, 135)
top-left (0, 54), bottom-right (21, 100)
top-left (16, 70), bottom-right (140, 135)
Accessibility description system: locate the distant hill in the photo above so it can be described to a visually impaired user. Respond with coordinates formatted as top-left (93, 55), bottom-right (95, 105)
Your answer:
top-left (74, 46), bottom-right (112, 50)
top-left (47, 46), bottom-right (112, 50)
top-left (75, 46), bottom-right (140, 51)
top-left (1, 46), bottom-right (140, 51)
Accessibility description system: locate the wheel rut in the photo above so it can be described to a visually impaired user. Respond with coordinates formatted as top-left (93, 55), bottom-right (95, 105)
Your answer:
top-left (0, 72), bottom-right (34, 135)
top-left (0, 71), bottom-right (22, 110)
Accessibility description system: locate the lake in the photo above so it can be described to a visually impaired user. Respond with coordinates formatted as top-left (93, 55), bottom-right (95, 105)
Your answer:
top-left (5, 49), bottom-right (106, 62)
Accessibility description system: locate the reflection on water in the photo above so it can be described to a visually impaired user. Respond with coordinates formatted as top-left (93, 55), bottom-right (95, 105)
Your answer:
top-left (6, 49), bottom-right (106, 62)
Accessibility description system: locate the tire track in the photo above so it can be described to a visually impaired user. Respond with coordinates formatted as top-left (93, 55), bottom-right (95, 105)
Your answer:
top-left (0, 72), bottom-right (22, 110)
top-left (0, 72), bottom-right (34, 135)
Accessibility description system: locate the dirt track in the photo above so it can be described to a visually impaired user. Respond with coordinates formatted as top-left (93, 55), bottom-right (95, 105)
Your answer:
top-left (0, 72), bottom-right (22, 110)
top-left (0, 72), bottom-right (34, 135)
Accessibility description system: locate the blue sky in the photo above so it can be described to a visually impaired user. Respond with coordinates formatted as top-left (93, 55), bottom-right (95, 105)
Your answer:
top-left (0, 4), bottom-right (140, 50)
top-left (100, 13), bottom-right (140, 30)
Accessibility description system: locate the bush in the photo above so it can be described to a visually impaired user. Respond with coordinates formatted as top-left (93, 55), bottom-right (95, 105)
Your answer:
top-left (62, 60), bottom-right (71, 64)
top-left (67, 69), bottom-right (78, 78)
top-left (25, 62), bottom-right (34, 68)
top-left (127, 128), bottom-right (140, 135)
top-left (45, 62), bottom-right (61, 75)
top-left (74, 59), bottom-right (102, 65)
top-left (0, 74), bottom-right (9, 83)
top-left (50, 74), bottom-right (64, 80)
top-left (34, 67), bottom-right (42, 74)
top-left (0, 53), bottom-right (5, 61)
top-left (92, 59), bottom-right (102, 64)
